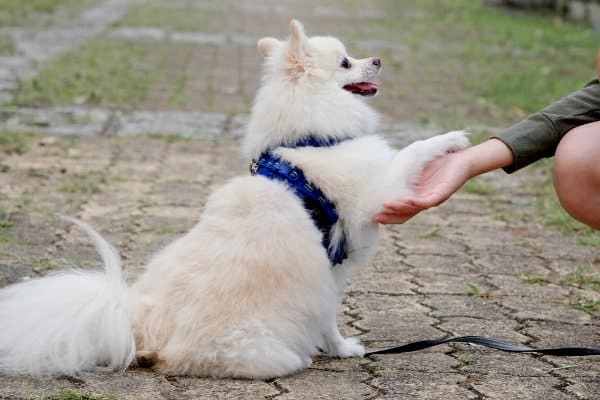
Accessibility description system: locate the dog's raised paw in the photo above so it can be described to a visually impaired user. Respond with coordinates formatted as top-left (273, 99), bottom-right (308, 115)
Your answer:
top-left (440, 130), bottom-right (471, 153)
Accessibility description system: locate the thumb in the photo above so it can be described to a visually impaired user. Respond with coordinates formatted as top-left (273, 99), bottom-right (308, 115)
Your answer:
top-left (407, 191), bottom-right (449, 209)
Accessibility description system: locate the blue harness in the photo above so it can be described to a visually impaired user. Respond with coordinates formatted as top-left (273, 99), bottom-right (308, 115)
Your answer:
top-left (250, 136), bottom-right (349, 266)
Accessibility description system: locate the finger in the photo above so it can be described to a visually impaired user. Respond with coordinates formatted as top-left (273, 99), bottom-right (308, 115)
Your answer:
top-left (382, 200), bottom-right (421, 213)
top-left (374, 207), bottom-right (420, 223)
top-left (373, 213), bottom-right (413, 225)
top-left (405, 192), bottom-right (447, 209)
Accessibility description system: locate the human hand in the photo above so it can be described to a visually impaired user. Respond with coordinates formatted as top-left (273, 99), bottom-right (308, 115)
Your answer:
top-left (373, 151), bottom-right (472, 224)
top-left (373, 138), bottom-right (514, 225)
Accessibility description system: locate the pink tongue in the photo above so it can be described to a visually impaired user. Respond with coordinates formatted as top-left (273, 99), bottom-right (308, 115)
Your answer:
top-left (344, 82), bottom-right (378, 92)
top-left (355, 82), bottom-right (376, 90)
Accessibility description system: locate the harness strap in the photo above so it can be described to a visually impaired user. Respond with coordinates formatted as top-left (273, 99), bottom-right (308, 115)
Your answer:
top-left (251, 135), bottom-right (350, 266)
top-left (365, 335), bottom-right (600, 357)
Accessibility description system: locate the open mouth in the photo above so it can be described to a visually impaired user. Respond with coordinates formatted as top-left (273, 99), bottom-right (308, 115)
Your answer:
top-left (343, 82), bottom-right (379, 97)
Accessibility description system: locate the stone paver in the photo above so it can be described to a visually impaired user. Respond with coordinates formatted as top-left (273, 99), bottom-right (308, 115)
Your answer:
top-left (0, 1), bottom-right (598, 400)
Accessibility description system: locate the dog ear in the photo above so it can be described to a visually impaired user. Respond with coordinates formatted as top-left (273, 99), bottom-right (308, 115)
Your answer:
top-left (288, 19), bottom-right (309, 59)
top-left (257, 37), bottom-right (281, 57)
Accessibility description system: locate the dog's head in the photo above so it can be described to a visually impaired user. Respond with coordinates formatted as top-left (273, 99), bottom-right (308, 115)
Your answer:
top-left (243, 20), bottom-right (381, 158)
top-left (257, 20), bottom-right (381, 97)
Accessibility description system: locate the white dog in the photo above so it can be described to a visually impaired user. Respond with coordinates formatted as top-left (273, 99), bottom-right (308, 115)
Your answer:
top-left (0, 20), bottom-right (468, 379)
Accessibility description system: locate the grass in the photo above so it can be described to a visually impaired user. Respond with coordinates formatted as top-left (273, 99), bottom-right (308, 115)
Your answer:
top-left (29, 389), bottom-right (114, 400)
top-left (11, 39), bottom-right (158, 108)
top-left (0, 131), bottom-right (30, 154)
top-left (10, 0), bottom-right (595, 120)
top-left (0, 30), bottom-right (14, 54)
top-left (419, 227), bottom-right (442, 238)
top-left (0, 216), bottom-right (10, 245)
top-left (160, 134), bottom-right (192, 143)
top-left (561, 269), bottom-right (600, 291)
top-left (0, 0), bottom-right (84, 27)
top-left (522, 272), bottom-right (551, 285)
top-left (116, 3), bottom-right (226, 32)
top-left (59, 171), bottom-right (108, 194)
top-left (568, 297), bottom-right (599, 316)
top-left (17, 188), bottom-right (34, 210)
top-left (421, 0), bottom-right (597, 116)
top-left (533, 175), bottom-right (600, 246)
top-left (461, 177), bottom-right (497, 196)
top-left (355, 0), bottom-right (599, 128)
top-left (29, 256), bottom-right (55, 272)
top-left (466, 283), bottom-right (491, 298)
top-left (523, 269), bottom-right (599, 287)
top-left (8, 37), bottom-right (211, 111)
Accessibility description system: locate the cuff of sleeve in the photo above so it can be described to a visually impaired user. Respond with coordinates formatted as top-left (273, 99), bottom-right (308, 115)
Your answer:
top-left (491, 113), bottom-right (558, 174)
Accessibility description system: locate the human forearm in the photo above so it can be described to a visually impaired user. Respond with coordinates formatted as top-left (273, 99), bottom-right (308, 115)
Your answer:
top-left (462, 138), bottom-right (514, 178)
top-left (374, 138), bottom-right (514, 225)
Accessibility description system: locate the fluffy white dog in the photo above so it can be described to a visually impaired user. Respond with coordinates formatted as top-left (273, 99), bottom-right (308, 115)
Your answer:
top-left (0, 20), bottom-right (468, 379)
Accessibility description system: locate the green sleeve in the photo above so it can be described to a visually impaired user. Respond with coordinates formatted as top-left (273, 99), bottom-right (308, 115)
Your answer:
top-left (491, 78), bottom-right (600, 173)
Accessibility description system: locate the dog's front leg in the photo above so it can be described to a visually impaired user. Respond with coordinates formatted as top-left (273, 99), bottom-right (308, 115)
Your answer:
top-left (381, 130), bottom-right (471, 199)
top-left (322, 319), bottom-right (365, 358)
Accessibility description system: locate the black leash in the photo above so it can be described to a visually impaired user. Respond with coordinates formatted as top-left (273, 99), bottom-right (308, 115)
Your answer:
top-left (365, 335), bottom-right (600, 357)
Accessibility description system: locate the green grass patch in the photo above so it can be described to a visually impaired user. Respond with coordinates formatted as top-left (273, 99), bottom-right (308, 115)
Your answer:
top-left (27, 168), bottom-right (50, 179)
top-left (359, 0), bottom-right (598, 128)
top-left (17, 188), bottom-right (35, 210)
top-left (0, 131), bottom-right (30, 154)
top-left (522, 272), bottom-right (550, 285)
top-left (568, 297), bottom-right (599, 316)
top-left (419, 227), bottom-right (442, 238)
top-left (10, 38), bottom-right (203, 110)
top-left (0, 216), bottom-right (11, 245)
top-left (0, 0), bottom-right (84, 26)
top-left (59, 171), bottom-right (108, 194)
top-left (561, 269), bottom-right (600, 291)
top-left (466, 283), bottom-right (491, 298)
top-left (29, 256), bottom-right (55, 272)
top-left (0, 31), bottom-right (14, 54)
top-left (30, 389), bottom-right (114, 400)
top-left (536, 188), bottom-right (600, 246)
top-left (116, 3), bottom-right (226, 32)
top-left (522, 268), bottom-right (599, 291)
top-left (516, 159), bottom-right (600, 245)
top-left (427, 1), bottom-right (597, 115)
top-left (467, 130), bottom-right (491, 146)
top-left (461, 177), bottom-right (497, 196)
top-left (12, 39), bottom-right (158, 108)
top-left (148, 133), bottom-right (192, 144)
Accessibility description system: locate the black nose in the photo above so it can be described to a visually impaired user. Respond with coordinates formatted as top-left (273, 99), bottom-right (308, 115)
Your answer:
top-left (372, 58), bottom-right (381, 67)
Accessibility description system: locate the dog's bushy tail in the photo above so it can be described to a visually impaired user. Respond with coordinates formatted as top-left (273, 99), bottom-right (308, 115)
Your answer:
top-left (0, 215), bottom-right (135, 377)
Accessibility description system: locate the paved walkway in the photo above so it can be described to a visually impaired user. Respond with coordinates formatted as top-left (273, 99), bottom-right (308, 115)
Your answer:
top-left (0, 1), bottom-right (598, 399)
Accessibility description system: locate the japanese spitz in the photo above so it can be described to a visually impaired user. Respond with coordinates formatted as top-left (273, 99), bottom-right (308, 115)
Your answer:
top-left (0, 20), bottom-right (468, 379)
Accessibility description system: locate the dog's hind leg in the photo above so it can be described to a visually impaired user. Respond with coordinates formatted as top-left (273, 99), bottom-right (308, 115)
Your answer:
top-left (155, 323), bottom-right (313, 379)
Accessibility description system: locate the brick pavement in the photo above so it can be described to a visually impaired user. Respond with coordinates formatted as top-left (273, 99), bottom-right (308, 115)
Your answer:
top-left (0, 1), bottom-right (598, 399)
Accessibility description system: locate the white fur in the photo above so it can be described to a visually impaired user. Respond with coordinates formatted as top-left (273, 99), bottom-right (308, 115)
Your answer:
top-left (0, 215), bottom-right (135, 377)
top-left (0, 20), bottom-right (469, 379)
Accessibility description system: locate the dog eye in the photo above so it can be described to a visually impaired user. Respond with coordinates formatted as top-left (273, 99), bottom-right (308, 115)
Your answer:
top-left (340, 57), bottom-right (351, 69)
